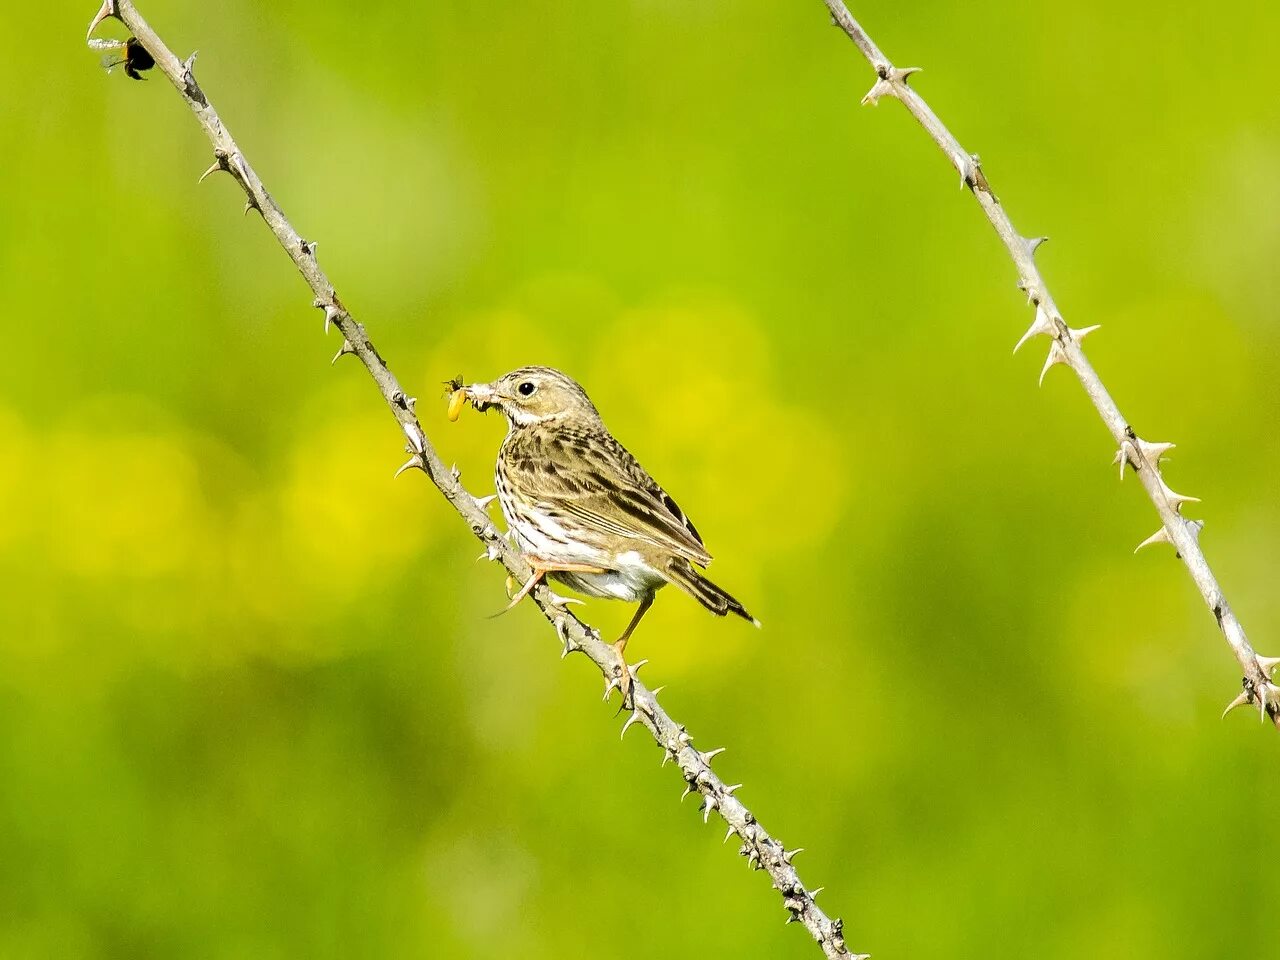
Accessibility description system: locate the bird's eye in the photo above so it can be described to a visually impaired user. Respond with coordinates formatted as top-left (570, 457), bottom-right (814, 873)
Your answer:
top-left (518, 381), bottom-right (536, 397)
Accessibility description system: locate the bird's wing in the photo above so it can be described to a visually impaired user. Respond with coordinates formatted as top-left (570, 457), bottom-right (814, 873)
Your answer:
top-left (503, 427), bottom-right (712, 566)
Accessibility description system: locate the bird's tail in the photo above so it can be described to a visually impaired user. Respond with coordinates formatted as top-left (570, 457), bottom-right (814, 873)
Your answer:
top-left (663, 557), bottom-right (760, 627)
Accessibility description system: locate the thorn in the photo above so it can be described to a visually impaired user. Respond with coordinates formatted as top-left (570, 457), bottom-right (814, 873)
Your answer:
top-left (393, 456), bottom-right (423, 479)
top-left (953, 150), bottom-right (972, 189)
top-left (649, 685), bottom-right (667, 700)
top-left (1157, 477), bottom-right (1200, 513)
top-left (700, 747), bottom-right (726, 764)
top-left (723, 783), bottom-right (742, 797)
top-left (545, 591), bottom-right (583, 609)
top-left (628, 658), bottom-right (649, 677)
top-left (449, 462), bottom-right (461, 481)
top-left (1069, 324), bottom-right (1101, 342)
top-left (1017, 278), bottom-right (1041, 305)
top-left (1113, 440), bottom-right (1137, 480)
top-left (1024, 235), bottom-right (1049, 256)
top-left (678, 730), bottom-right (692, 745)
top-left (86, 0), bottom-right (118, 39)
top-left (860, 78), bottom-right (894, 106)
top-left (783, 848), bottom-right (804, 864)
top-left (603, 674), bottom-right (622, 702)
top-left (680, 784), bottom-right (693, 803)
top-left (1222, 688), bottom-right (1252, 718)
top-left (473, 493), bottom-right (497, 511)
top-left (320, 305), bottom-right (339, 335)
top-left (1258, 655), bottom-right (1280, 678)
top-left (1137, 440), bottom-right (1176, 469)
top-left (182, 50), bottom-right (198, 78)
top-left (402, 423), bottom-right (424, 454)
top-left (479, 542), bottom-right (502, 562)
top-left (1038, 341), bottom-right (1067, 386)
top-left (661, 746), bottom-right (675, 767)
top-left (330, 340), bottom-right (355, 365)
top-left (620, 711), bottom-right (643, 740)
top-left (243, 199), bottom-right (258, 217)
top-left (724, 825), bottom-right (736, 843)
top-left (702, 796), bottom-right (718, 824)
top-left (810, 887), bottom-right (824, 899)
top-left (1133, 526), bottom-right (1172, 553)
top-left (891, 65), bottom-right (923, 82)
top-left (198, 159), bottom-right (225, 183)
top-left (1013, 304), bottom-right (1055, 354)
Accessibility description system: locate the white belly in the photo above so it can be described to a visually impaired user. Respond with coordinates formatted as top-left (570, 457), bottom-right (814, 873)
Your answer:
top-left (552, 553), bottom-right (668, 603)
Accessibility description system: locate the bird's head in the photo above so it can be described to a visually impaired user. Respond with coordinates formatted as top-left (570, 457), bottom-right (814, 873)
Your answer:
top-left (452, 366), bottom-right (601, 427)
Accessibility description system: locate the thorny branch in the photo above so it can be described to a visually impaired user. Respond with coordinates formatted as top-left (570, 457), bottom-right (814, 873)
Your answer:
top-left (84, 2), bottom-right (865, 956)
top-left (821, 0), bottom-right (1280, 728)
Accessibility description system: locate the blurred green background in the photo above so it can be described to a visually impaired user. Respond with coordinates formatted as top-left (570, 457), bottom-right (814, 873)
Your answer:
top-left (3, 1), bottom-right (1278, 957)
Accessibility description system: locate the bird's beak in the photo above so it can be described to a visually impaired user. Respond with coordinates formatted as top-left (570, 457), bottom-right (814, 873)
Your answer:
top-left (450, 378), bottom-right (499, 419)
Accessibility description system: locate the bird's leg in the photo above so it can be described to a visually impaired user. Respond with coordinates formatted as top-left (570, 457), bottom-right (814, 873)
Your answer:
top-left (492, 557), bottom-right (606, 616)
top-left (613, 593), bottom-right (655, 708)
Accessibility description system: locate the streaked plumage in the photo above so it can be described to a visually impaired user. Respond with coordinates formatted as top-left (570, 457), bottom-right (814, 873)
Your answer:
top-left (455, 366), bottom-right (756, 693)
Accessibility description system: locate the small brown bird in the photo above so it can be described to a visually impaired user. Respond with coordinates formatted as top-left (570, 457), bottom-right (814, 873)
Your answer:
top-left (452, 366), bottom-right (757, 695)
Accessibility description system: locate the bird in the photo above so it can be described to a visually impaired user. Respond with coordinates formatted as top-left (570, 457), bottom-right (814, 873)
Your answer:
top-left (450, 365), bottom-right (758, 699)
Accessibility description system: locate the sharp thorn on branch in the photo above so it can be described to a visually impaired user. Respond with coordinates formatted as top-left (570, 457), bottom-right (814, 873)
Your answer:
top-left (198, 159), bottom-right (225, 183)
top-left (330, 340), bottom-right (355, 365)
top-left (1137, 440), bottom-right (1175, 469)
top-left (620, 711), bottom-right (643, 740)
top-left (1038, 341), bottom-right (1068, 386)
top-left (322, 305), bottom-right (340, 335)
top-left (545, 591), bottom-right (583, 609)
top-left (723, 783), bottom-right (742, 797)
top-left (243, 199), bottom-right (258, 217)
top-left (810, 887), bottom-right (825, 899)
top-left (1024, 235), bottom-right (1049, 256)
top-left (472, 493), bottom-right (497, 511)
top-left (1113, 440), bottom-right (1137, 480)
top-left (86, 0), bottom-right (118, 39)
top-left (784, 847), bottom-right (804, 863)
top-left (393, 456), bottom-right (424, 480)
top-left (1134, 525), bottom-right (1173, 553)
top-left (701, 747), bottom-right (726, 764)
top-left (1017, 279), bottom-right (1041, 306)
top-left (1157, 478), bottom-right (1200, 513)
top-left (603, 674), bottom-right (622, 702)
top-left (1257, 655), bottom-right (1280, 678)
top-left (724, 825), bottom-right (737, 844)
top-left (1013, 305), bottom-right (1055, 354)
top-left (702, 796), bottom-right (718, 824)
top-left (1070, 324), bottom-right (1101, 342)
top-left (449, 462), bottom-right (461, 481)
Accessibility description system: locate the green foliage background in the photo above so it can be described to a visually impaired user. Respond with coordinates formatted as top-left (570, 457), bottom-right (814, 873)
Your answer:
top-left (4, 2), bottom-right (1279, 957)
